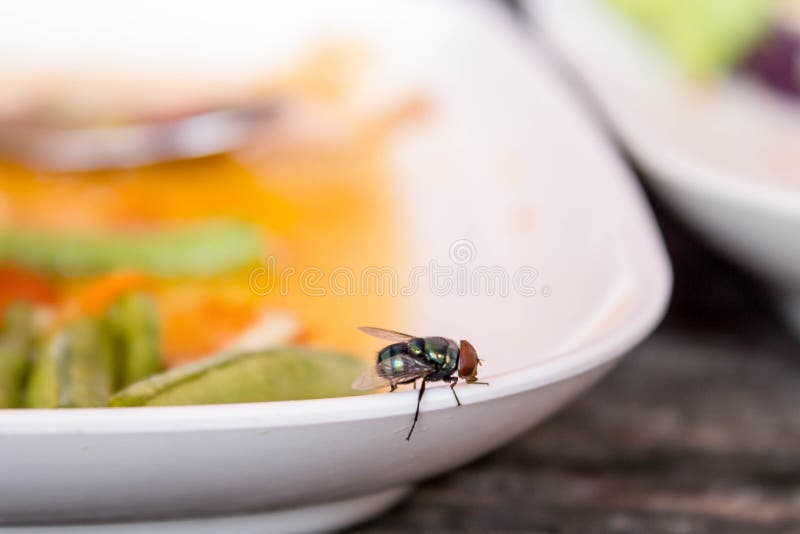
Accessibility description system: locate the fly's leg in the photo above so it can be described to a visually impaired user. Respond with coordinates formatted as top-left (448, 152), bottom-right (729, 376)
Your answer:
top-left (413, 380), bottom-right (417, 390)
top-left (466, 379), bottom-right (490, 386)
top-left (406, 380), bottom-right (426, 441)
top-left (390, 384), bottom-right (397, 392)
top-left (449, 377), bottom-right (461, 407)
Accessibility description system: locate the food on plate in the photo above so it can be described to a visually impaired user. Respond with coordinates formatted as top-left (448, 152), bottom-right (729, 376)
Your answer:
top-left (111, 347), bottom-right (367, 407)
top-left (0, 44), bottom-right (420, 409)
top-left (107, 292), bottom-right (162, 387)
top-left (0, 304), bottom-right (35, 407)
top-left (607, 0), bottom-right (773, 75)
top-left (25, 316), bottom-right (115, 408)
top-left (745, 22), bottom-right (800, 97)
top-left (608, 0), bottom-right (800, 97)
top-left (0, 220), bottom-right (262, 277)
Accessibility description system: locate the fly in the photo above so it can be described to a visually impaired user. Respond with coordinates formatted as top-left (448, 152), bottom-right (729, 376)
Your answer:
top-left (352, 326), bottom-right (487, 440)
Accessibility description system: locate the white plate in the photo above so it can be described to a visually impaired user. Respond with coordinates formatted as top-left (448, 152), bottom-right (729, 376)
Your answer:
top-left (0, 1), bottom-right (671, 531)
top-left (531, 0), bottom-right (800, 335)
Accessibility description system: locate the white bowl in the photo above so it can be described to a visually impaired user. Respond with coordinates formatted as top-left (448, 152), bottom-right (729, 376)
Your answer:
top-left (531, 0), bottom-right (800, 335)
top-left (0, 1), bottom-right (671, 531)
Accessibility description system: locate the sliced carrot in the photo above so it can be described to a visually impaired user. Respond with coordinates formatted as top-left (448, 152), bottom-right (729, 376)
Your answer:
top-left (0, 264), bottom-right (59, 312)
top-left (62, 270), bottom-right (154, 319)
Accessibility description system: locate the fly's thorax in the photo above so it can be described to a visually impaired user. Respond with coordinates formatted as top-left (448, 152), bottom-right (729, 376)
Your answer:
top-left (422, 336), bottom-right (459, 379)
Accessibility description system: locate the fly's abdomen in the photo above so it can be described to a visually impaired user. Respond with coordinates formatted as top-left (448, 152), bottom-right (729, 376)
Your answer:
top-left (376, 342), bottom-right (409, 363)
top-left (376, 340), bottom-right (426, 382)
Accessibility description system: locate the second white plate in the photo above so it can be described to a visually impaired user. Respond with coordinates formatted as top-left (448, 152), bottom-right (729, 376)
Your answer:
top-left (532, 0), bottom-right (800, 335)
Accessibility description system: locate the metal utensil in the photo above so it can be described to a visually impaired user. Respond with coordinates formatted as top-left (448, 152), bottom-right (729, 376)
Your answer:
top-left (0, 101), bottom-right (281, 173)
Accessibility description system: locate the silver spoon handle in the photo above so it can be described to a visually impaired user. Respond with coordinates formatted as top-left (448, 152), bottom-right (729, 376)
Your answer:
top-left (0, 102), bottom-right (280, 172)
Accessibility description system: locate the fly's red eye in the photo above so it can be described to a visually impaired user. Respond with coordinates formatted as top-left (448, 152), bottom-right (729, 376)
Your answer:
top-left (458, 339), bottom-right (479, 381)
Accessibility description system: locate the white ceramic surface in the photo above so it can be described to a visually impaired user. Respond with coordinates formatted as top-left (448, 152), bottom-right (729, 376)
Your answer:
top-left (532, 0), bottom-right (800, 335)
top-left (0, 0), bottom-right (671, 531)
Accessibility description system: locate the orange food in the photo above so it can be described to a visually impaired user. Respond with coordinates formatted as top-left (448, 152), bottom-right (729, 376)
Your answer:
top-left (159, 293), bottom-right (260, 367)
top-left (61, 270), bottom-right (154, 318)
top-left (0, 44), bottom-right (415, 363)
top-left (0, 264), bottom-right (59, 312)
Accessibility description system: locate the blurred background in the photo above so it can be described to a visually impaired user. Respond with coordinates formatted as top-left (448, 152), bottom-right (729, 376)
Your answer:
top-left (0, 0), bottom-right (798, 532)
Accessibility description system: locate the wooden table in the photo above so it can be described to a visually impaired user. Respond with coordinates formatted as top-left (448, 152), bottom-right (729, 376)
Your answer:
top-left (353, 190), bottom-right (800, 533)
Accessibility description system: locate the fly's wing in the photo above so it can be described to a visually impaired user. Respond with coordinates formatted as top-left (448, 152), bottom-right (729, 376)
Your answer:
top-left (357, 326), bottom-right (415, 342)
top-left (351, 354), bottom-right (435, 391)
top-left (351, 367), bottom-right (392, 391)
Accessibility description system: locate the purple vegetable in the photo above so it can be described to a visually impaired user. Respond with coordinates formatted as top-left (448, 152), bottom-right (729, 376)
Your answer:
top-left (743, 25), bottom-right (800, 98)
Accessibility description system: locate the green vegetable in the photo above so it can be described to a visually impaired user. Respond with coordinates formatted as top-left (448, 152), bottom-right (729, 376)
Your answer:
top-left (0, 219), bottom-right (262, 278)
top-left (107, 292), bottom-right (162, 388)
top-left (110, 347), bottom-right (368, 407)
top-left (0, 304), bottom-right (36, 408)
top-left (25, 317), bottom-right (114, 408)
top-left (608, 0), bottom-right (775, 76)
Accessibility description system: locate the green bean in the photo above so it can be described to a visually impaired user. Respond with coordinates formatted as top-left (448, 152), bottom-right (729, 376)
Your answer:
top-left (111, 347), bottom-right (367, 407)
top-left (0, 219), bottom-right (262, 277)
top-left (25, 317), bottom-right (114, 408)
